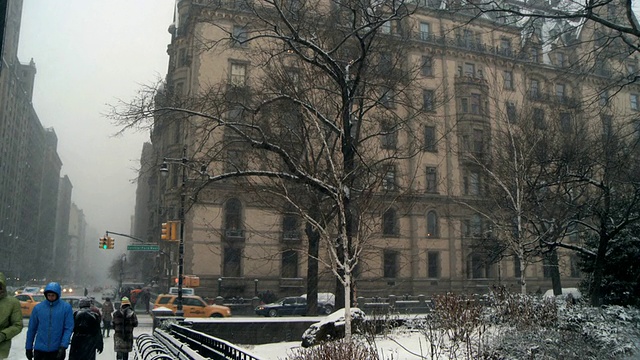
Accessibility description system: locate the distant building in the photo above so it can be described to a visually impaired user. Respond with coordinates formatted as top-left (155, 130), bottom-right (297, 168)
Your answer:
top-left (0, 0), bottom-right (65, 281)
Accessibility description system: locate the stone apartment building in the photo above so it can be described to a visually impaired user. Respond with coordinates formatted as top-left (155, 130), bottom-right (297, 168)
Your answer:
top-left (136, 0), bottom-right (640, 298)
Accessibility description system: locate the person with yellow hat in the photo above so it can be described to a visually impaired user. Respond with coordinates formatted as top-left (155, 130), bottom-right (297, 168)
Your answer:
top-left (111, 297), bottom-right (138, 360)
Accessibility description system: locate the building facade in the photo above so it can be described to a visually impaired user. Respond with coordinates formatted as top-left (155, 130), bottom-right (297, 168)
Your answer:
top-left (135, 0), bottom-right (638, 298)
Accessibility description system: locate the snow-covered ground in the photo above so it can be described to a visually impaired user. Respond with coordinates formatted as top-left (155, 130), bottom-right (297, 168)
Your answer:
top-left (6, 317), bottom-right (153, 360)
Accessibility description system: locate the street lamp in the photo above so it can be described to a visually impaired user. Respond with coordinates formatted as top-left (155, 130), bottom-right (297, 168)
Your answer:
top-left (160, 147), bottom-right (211, 316)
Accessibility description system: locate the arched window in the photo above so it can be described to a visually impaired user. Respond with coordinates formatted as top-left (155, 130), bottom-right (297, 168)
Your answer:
top-left (383, 208), bottom-right (398, 236)
top-left (224, 198), bottom-right (243, 237)
top-left (426, 210), bottom-right (438, 238)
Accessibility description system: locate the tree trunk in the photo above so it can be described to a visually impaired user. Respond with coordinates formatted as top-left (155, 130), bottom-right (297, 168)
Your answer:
top-left (589, 235), bottom-right (610, 306)
top-left (305, 217), bottom-right (320, 315)
top-left (343, 273), bottom-right (352, 341)
top-left (548, 248), bottom-right (562, 296)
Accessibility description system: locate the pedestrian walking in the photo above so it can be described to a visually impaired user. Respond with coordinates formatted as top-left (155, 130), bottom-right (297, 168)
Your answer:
top-left (68, 298), bottom-right (103, 360)
top-left (25, 282), bottom-right (74, 360)
top-left (101, 298), bottom-right (114, 337)
top-left (139, 287), bottom-right (151, 314)
top-left (0, 273), bottom-right (23, 359)
top-left (112, 297), bottom-right (138, 360)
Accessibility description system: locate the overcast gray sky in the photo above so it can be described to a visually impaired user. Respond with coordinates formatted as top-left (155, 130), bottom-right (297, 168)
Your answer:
top-left (17, 1), bottom-right (174, 254)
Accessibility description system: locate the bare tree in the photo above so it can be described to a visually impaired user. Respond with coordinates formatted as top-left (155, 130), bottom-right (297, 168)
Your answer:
top-left (111, 0), bottom-right (444, 338)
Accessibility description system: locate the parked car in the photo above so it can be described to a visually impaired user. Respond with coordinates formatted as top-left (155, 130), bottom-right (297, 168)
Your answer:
top-left (153, 294), bottom-right (231, 318)
top-left (255, 296), bottom-right (333, 317)
top-left (60, 296), bottom-right (103, 310)
top-left (300, 292), bottom-right (335, 315)
top-left (15, 293), bottom-right (45, 317)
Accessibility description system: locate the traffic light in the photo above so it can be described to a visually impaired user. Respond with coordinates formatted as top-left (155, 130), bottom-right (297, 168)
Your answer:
top-left (99, 237), bottom-right (107, 250)
top-left (106, 237), bottom-right (115, 249)
top-left (161, 221), bottom-right (179, 241)
top-left (161, 222), bottom-right (171, 240)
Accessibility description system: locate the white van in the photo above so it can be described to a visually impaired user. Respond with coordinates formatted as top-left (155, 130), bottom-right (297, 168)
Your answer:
top-left (168, 287), bottom-right (195, 296)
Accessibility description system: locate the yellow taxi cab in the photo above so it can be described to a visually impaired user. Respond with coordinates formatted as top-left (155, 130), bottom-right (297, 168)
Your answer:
top-left (153, 294), bottom-right (231, 318)
top-left (15, 293), bottom-right (45, 317)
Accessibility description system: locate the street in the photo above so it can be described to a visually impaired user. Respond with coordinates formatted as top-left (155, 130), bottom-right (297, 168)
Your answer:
top-left (6, 314), bottom-right (154, 360)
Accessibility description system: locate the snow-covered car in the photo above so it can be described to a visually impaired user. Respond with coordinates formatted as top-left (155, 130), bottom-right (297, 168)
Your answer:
top-left (301, 307), bottom-right (367, 347)
top-left (543, 287), bottom-right (582, 301)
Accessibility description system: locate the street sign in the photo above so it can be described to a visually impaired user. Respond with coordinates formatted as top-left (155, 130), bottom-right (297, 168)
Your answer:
top-left (127, 244), bottom-right (160, 251)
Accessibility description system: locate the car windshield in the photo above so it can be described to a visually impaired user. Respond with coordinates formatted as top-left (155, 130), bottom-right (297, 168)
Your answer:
top-left (32, 295), bottom-right (45, 302)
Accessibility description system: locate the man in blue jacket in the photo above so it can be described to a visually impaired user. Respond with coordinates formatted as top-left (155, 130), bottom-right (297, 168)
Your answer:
top-left (25, 282), bottom-right (74, 360)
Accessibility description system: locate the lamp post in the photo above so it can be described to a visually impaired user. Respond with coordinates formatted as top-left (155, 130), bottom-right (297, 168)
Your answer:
top-left (160, 147), bottom-right (189, 316)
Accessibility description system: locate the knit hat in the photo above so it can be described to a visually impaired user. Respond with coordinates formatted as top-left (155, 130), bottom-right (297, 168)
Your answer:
top-left (121, 296), bottom-right (131, 305)
top-left (79, 297), bottom-right (92, 308)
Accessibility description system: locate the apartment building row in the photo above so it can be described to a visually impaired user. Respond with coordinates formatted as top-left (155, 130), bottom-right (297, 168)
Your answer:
top-left (134, 0), bottom-right (639, 298)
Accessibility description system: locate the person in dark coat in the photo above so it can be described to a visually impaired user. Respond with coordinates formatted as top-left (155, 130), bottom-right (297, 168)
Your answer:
top-left (101, 298), bottom-right (114, 337)
top-left (112, 297), bottom-right (138, 360)
top-left (25, 282), bottom-right (74, 360)
top-left (0, 272), bottom-right (23, 359)
top-left (69, 298), bottom-right (103, 360)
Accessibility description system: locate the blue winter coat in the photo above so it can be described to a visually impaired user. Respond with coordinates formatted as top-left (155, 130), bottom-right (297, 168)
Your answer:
top-left (25, 282), bottom-right (74, 352)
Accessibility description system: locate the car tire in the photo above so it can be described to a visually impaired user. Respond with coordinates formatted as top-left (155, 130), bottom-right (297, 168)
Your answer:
top-left (323, 305), bottom-right (333, 315)
top-left (210, 313), bottom-right (223, 318)
top-left (268, 309), bottom-right (278, 317)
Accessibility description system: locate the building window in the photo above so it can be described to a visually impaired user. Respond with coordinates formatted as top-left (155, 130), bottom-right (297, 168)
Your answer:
top-left (419, 22), bottom-right (431, 40)
top-left (381, 122), bottom-right (397, 149)
top-left (383, 250), bottom-right (399, 278)
top-left (425, 167), bottom-right (437, 193)
top-left (232, 25), bottom-right (247, 46)
top-left (463, 169), bottom-right (481, 196)
top-left (379, 52), bottom-right (393, 75)
top-left (380, 87), bottom-right (395, 108)
top-left (556, 51), bottom-right (566, 67)
top-left (427, 251), bottom-right (440, 278)
top-left (560, 112), bottom-right (572, 133)
top-left (529, 46), bottom-right (540, 63)
top-left (223, 247), bottom-right (242, 277)
top-left (503, 71), bottom-right (514, 90)
top-left (506, 102), bottom-right (517, 123)
top-left (472, 129), bottom-right (484, 154)
top-left (225, 149), bottom-right (247, 172)
top-left (230, 62), bottom-right (247, 86)
top-left (424, 125), bottom-right (436, 152)
top-left (631, 94), bottom-right (639, 111)
top-left (599, 90), bottom-right (609, 107)
top-left (499, 38), bottom-right (512, 55)
top-left (224, 198), bottom-right (243, 236)
top-left (470, 253), bottom-right (494, 279)
top-left (421, 56), bottom-right (433, 76)
top-left (426, 210), bottom-right (438, 237)
top-left (423, 89), bottom-right (435, 111)
top-left (529, 79), bottom-right (540, 98)
top-left (463, 214), bottom-right (484, 237)
top-left (382, 165), bottom-right (397, 191)
top-left (533, 108), bottom-right (545, 129)
top-left (470, 93), bottom-right (482, 114)
top-left (282, 213), bottom-right (300, 240)
top-left (627, 62), bottom-right (637, 78)
top-left (601, 114), bottom-right (613, 139)
top-left (281, 249), bottom-right (299, 278)
top-left (463, 62), bottom-right (475, 77)
top-left (383, 208), bottom-right (398, 236)
top-left (555, 83), bottom-right (566, 100)
top-left (381, 21), bottom-right (391, 34)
